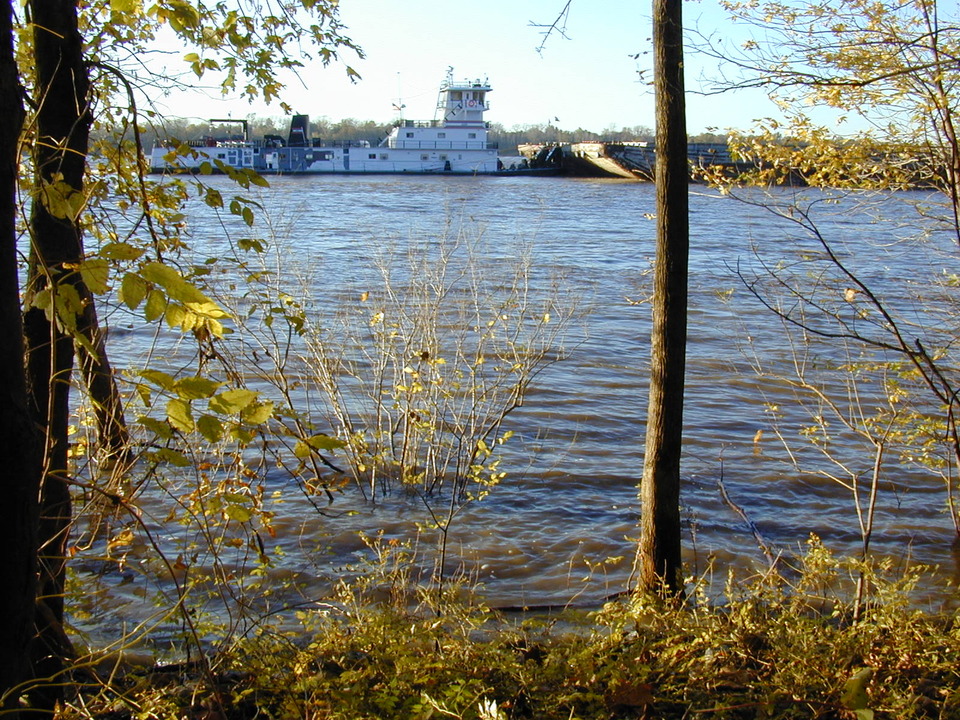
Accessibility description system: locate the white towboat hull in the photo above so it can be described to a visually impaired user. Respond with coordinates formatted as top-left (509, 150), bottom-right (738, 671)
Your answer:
top-left (151, 74), bottom-right (525, 176)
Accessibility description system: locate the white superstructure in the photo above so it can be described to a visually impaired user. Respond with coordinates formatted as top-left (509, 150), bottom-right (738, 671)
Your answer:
top-left (151, 73), bottom-right (503, 175)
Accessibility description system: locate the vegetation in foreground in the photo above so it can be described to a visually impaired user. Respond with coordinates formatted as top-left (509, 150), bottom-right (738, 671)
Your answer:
top-left (61, 539), bottom-right (959, 720)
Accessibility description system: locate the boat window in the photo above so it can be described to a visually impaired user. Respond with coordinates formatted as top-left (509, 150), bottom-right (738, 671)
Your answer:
top-left (438, 132), bottom-right (446, 139)
top-left (368, 153), bottom-right (376, 159)
top-left (439, 154), bottom-right (448, 161)
top-left (380, 153), bottom-right (388, 159)
top-left (475, 92), bottom-right (485, 104)
top-left (450, 91), bottom-right (462, 101)
top-left (468, 133), bottom-right (477, 139)
top-left (405, 132), bottom-right (414, 138)
top-left (421, 154), bottom-right (429, 160)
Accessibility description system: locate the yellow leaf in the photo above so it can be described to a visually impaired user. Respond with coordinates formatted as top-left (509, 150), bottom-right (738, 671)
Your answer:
top-left (209, 388), bottom-right (258, 415)
top-left (111, 0), bottom-right (141, 13)
top-left (144, 288), bottom-right (167, 321)
top-left (40, 178), bottom-right (85, 221)
top-left (165, 303), bottom-right (186, 329)
top-left (107, 528), bottom-right (134, 552)
top-left (166, 397), bottom-right (194, 433)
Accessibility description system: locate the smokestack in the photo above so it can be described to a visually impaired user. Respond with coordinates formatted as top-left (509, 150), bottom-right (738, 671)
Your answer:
top-left (288, 115), bottom-right (309, 147)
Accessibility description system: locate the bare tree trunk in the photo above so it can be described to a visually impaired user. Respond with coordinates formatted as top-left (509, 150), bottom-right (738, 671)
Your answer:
top-left (0, 1), bottom-right (41, 715)
top-left (23, 0), bottom-right (91, 710)
top-left (635, 0), bottom-right (688, 597)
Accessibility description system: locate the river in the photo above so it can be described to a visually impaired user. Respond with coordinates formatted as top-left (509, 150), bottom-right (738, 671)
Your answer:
top-left (74, 175), bottom-right (960, 647)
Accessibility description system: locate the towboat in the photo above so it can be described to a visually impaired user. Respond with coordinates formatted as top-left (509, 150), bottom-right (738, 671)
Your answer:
top-left (150, 72), bottom-right (532, 175)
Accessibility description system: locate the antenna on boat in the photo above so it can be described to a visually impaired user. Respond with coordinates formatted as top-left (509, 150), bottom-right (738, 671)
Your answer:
top-left (437, 67), bottom-right (456, 121)
top-left (393, 72), bottom-right (405, 121)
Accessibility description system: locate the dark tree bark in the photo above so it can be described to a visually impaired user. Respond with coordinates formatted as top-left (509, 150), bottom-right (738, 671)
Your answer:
top-left (635, 0), bottom-right (688, 596)
top-left (0, 1), bottom-right (41, 715)
top-left (23, 0), bottom-right (92, 709)
top-left (78, 323), bottom-right (130, 460)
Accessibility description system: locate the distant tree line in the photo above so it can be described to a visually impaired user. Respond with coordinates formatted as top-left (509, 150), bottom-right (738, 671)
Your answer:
top-left (118, 116), bottom-right (729, 156)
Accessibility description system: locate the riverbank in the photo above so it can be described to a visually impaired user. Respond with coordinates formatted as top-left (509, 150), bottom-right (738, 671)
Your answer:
top-left (63, 542), bottom-right (958, 719)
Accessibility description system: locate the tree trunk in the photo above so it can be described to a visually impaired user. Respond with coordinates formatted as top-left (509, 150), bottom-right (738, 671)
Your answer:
top-left (635, 0), bottom-right (688, 596)
top-left (0, 1), bottom-right (41, 714)
top-left (78, 302), bottom-right (130, 460)
top-left (23, 0), bottom-right (91, 709)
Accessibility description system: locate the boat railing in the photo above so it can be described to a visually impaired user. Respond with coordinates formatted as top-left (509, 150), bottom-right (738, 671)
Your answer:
top-left (181, 138), bottom-right (262, 149)
top-left (390, 140), bottom-right (493, 151)
top-left (311, 140), bottom-right (372, 148)
top-left (399, 120), bottom-right (442, 129)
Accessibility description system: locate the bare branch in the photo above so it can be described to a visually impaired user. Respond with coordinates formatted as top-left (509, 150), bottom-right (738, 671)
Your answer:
top-left (530, 0), bottom-right (573, 55)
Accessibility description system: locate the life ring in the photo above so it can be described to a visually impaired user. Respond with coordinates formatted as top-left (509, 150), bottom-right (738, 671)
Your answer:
top-left (467, 100), bottom-right (477, 107)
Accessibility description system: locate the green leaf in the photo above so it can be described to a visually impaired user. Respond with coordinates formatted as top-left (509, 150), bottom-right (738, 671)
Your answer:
top-left (230, 426), bottom-right (256, 443)
top-left (135, 383), bottom-right (152, 407)
top-left (175, 376), bottom-right (222, 400)
top-left (100, 242), bottom-right (145, 261)
top-left (138, 415), bottom-right (173, 440)
top-left (166, 397), bottom-right (194, 433)
top-left (294, 433), bottom-right (345, 458)
top-left (309, 434), bottom-right (347, 451)
top-left (247, 172), bottom-right (269, 188)
top-left (197, 414), bottom-right (224, 443)
top-left (841, 667), bottom-right (873, 712)
top-left (140, 369), bottom-right (176, 390)
top-left (209, 388), bottom-right (258, 415)
top-left (120, 273), bottom-right (148, 309)
top-left (241, 400), bottom-right (274, 425)
top-left (31, 288), bottom-right (51, 313)
top-left (168, 0), bottom-right (200, 29)
top-left (152, 447), bottom-right (191, 467)
top-left (79, 258), bottom-right (110, 295)
top-left (204, 187), bottom-right (223, 208)
top-left (53, 283), bottom-right (84, 332)
top-left (224, 504), bottom-right (253, 522)
top-left (237, 237), bottom-right (265, 252)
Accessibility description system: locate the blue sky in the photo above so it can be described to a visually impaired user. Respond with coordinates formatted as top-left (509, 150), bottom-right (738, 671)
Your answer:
top-left (150, 0), bottom-right (792, 134)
